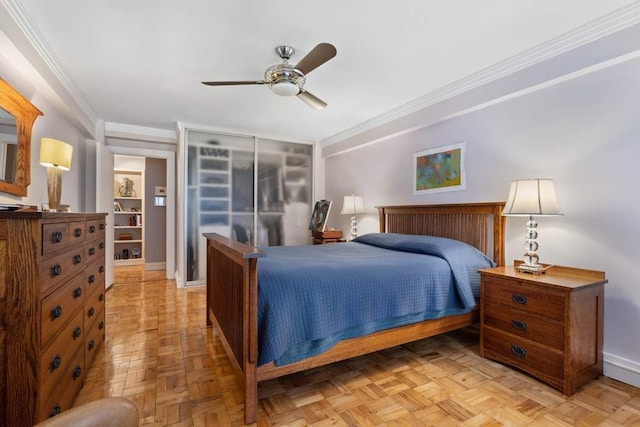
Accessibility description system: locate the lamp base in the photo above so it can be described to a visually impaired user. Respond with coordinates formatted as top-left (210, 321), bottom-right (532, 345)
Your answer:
top-left (46, 167), bottom-right (62, 212)
top-left (349, 215), bottom-right (358, 241)
top-left (516, 262), bottom-right (554, 275)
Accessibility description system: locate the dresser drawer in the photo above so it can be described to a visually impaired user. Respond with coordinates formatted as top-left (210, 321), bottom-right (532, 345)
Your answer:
top-left (85, 310), bottom-right (105, 368)
top-left (483, 303), bottom-right (564, 350)
top-left (85, 291), bottom-right (105, 333)
top-left (39, 308), bottom-right (84, 393)
top-left (41, 222), bottom-right (69, 256)
top-left (39, 345), bottom-right (84, 422)
top-left (69, 221), bottom-right (86, 246)
top-left (40, 247), bottom-right (86, 294)
top-left (40, 273), bottom-right (85, 349)
top-left (85, 260), bottom-right (105, 297)
top-left (483, 327), bottom-right (564, 386)
top-left (483, 277), bottom-right (566, 322)
top-left (85, 237), bottom-right (106, 266)
top-left (86, 218), bottom-right (106, 240)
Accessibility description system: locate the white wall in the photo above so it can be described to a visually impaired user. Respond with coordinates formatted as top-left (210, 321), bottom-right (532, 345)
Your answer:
top-left (324, 51), bottom-right (640, 386)
top-left (0, 86), bottom-right (89, 211)
top-left (1, 26), bottom-right (92, 209)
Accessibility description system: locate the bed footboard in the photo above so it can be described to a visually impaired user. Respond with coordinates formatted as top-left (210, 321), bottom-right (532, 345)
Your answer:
top-left (203, 233), bottom-right (264, 424)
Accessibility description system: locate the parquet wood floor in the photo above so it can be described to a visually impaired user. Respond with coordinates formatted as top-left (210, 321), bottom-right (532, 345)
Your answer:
top-left (74, 266), bottom-right (640, 426)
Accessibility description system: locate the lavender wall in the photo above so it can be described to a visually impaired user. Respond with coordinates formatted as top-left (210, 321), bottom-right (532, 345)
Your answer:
top-left (324, 53), bottom-right (640, 387)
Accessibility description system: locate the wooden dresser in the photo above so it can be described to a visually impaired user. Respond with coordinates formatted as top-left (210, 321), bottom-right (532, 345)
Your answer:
top-left (479, 261), bottom-right (606, 395)
top-left (0, 211), bottom-right (107, 426)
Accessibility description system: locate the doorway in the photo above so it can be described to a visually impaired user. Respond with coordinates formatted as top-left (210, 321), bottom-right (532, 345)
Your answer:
top-left (107, 146), bottom-right (176, 280)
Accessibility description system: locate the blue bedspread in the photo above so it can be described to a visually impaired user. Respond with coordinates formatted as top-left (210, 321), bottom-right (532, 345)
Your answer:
top-left (257, 233), bottom-right (495, 366)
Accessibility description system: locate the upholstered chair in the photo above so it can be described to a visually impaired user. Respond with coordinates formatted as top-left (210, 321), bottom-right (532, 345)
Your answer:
top-left (34, 397), bottom-right (138, 427)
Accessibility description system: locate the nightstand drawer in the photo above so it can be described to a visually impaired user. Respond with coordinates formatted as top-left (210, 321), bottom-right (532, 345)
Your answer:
top-left (483, 277), bottom-right (565, 322)
top-left (483, 327), bottom-right (564, 386)
top-left (483, 303), bottom-right (564, 350)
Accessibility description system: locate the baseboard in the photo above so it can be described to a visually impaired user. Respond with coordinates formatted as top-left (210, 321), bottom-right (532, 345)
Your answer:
top-left (604, 352), bottom-right (640, 388)
top-left (145, 262), bottom-right (166, 271)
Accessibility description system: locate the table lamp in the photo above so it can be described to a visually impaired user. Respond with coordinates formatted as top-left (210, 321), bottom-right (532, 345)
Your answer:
top-left (502, 179), bottom-right (563, 273)
top-left (340, 194), bottom-right (365, 240)
top-left (40, 137), bottom-right (73, 212)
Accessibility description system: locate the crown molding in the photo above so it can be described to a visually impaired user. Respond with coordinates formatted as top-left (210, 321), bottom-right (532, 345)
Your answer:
top-left (321, 1), bottom-right (640, 147)
top-left (105, 122), bottom-right (178, 144)
top-left (0, 0), bottom-right (97, 128)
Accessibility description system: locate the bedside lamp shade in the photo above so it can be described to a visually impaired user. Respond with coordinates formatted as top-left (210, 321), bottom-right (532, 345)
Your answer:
top-left (340, 195), bottom-right (365, 240)
top-left (503, 179), bottom-right (562, 216)
top-left (502, 179), bottom-right (563, 273)
top-left (40, 138), bottom-right (73, 211)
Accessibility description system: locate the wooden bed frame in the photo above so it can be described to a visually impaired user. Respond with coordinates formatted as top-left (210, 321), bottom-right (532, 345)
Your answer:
top-left (203, 202), bottom-right (505, 423)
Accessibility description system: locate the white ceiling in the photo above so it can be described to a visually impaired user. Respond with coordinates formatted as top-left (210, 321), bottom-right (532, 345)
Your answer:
top-left (10, 0), bottom-right (639, 143)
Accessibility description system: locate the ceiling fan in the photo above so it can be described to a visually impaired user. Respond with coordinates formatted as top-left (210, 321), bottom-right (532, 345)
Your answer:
top-left (202, 43), bottom-right (337, 110)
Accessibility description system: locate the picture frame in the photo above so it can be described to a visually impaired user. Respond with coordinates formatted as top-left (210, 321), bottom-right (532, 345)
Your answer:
top-left (413, 142), bottom-right (466, 195)
top-left (114, 201), bottom-right (123, 212)
top-left (308, 200), bottom-right (332, 232)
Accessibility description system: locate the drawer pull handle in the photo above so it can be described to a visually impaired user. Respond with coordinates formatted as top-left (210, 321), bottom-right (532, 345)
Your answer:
top-left (512, 294), bottom-right (528, 305)
top-left (99, 321), bottom-right (105, 330)
top-left (99, 242), bottom-right (105, 250)
top-left (88, 307), bottom-right (95, 317)
top-left (511, 345), bottom-right (527, 357)
top-left (73, 365), bottom-right (82, 380)
top-left (99, 293), bottom-right (105, 302)
top-left (99, 223), bottom-right (105, 230)
top-left (99, 266), bottom-right (105, 273)
top-left (511, 319), bottom-right (527, 331)
top-left (51, 305), bottom-right (63, 320)
top-left (73, 287), bottom-right (82, 298)
top-left (51, 231), bottom-right (63, 243)
top-left (49, 404), bottom-right (61, 418)
top-left (88, 339), bottom-right (96, 351)
top-left (89, 225), bottom-right (96, 233)
top-left (51, 264), bottom-right (62, 277)
top-left (74, 228), bottom-right (83, 238)
top-left (88, 274), bottom-right (96, 284)
top-left (50, 354), bottom-right (62, 372)
top-left (88, 247), bottom-right (96, 256)
top-left (73, 254), bottom-right (82, 264)
top-left (73, 327), bottom-right (82, 339)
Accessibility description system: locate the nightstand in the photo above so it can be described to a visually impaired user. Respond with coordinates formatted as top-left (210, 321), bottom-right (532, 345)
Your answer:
top-left (479, 260), bottom-right (606, 395)
top-left (312, 230), bottom-right (345, 244)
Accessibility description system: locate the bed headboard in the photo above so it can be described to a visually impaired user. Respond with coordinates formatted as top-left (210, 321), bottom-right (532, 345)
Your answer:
top-left (377, 202), bottom-right (505, 266)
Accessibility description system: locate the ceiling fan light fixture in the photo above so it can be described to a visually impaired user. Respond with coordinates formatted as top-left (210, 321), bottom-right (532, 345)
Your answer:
top-left (271, 81), bottom-right (300, 96)
top-left (264, 62), bottom-right (305, 96)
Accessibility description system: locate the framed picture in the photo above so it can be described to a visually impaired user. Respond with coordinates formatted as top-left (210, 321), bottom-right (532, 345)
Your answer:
top-left (114, 201), bottom-right (123, 212)
top-left (413, 142), bottom-right (466, 195)
top-left (308, 200), bottom-right (332, 232)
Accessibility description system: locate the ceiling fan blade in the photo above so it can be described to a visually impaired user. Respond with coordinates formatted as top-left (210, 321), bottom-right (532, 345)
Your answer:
top-left (294, 43), bottom-right (337, 75)
top-left (201, 81), bottom-right (265, 86)
top-left (297, 90), bottom-right (327, 110)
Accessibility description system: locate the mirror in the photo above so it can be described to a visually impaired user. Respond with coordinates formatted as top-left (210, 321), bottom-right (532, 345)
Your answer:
top-left (0, 78), bottom-right (43, 197)
top-left (0, 108), bottom-right (18, 183)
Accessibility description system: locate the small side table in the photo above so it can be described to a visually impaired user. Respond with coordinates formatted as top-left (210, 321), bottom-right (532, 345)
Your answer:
top-left (479, 260), bottom-right (606, 395)
top-left (312, 230), bottom-right (345, 244)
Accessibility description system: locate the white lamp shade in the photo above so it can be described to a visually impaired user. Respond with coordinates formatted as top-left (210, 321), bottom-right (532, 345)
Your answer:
top-left (340, 195), bottom-right (365, 215)
top-left (502, 179), bottom-right (563, 216)
top-left (40, 138), bottom-right (73, 170)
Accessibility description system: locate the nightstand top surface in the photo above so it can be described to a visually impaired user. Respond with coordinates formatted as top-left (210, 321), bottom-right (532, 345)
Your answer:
top-left (479, 262), bottom-right (607, 289)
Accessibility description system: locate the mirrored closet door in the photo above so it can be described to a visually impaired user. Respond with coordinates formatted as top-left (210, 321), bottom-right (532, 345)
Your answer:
top-left (185, 129), bottom-right (313, 284)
